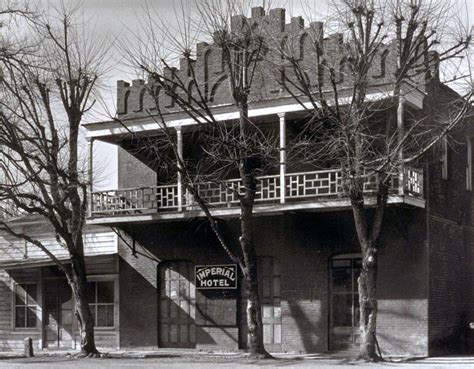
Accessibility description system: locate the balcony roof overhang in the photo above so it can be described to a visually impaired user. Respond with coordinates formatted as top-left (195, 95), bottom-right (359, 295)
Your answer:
top-left (86, 195), bottom-right (425, 226)
top-left (0, 253), bottom-right (117, 270)
top-left (84, 82), bottom-right (425, 142)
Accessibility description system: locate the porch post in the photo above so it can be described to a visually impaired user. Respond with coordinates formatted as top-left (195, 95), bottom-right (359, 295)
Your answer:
top-left (87, 138), bottom-right (94, 216)
top-left (278, 113), bottom-right (286, 204)
top-left (397, 92), bottom-right (405, 195)
top-left (176, 126), bottom-right (183, 211)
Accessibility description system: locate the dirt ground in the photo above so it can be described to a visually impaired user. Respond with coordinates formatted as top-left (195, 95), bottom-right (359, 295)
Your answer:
top-left (0, 355), bottom-right (473, 368)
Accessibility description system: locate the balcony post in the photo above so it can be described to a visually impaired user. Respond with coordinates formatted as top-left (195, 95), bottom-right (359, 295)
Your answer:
top-left (176, 126), bottom-right (183, 211)
top-left (278, 112), bottom-right (286, 204)
top-left (87, 138), bottom-right (94, 216)
top-left (397, 92), bottom-right (405, 195)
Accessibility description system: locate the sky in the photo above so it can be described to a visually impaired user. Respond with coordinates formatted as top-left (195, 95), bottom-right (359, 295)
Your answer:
top-left (40, 0), bottom-right (473, 190)
top-left (52, 0), bottom-right (334, 190)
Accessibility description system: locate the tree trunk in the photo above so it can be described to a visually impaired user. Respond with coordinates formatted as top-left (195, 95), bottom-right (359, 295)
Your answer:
top-left (358, 243), bottom-right (379, 361)
top-left (69, 248), bottom-right (99, 356)
top-left (243, 264), bottom-right (267, 357)
top-left (239, 200), bottom-right (270, 358)
top-left (351, 192), bottom-right (383, 361)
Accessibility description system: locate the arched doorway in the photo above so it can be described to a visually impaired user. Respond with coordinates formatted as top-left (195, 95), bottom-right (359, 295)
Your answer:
top-left (158, 260), bottom-right (196, 348)
top-left (329, 253), bottom-right (362, 351)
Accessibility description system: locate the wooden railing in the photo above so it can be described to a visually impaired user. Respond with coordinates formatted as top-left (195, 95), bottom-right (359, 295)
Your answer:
top-left (91, 167), bottom-right (423, 216)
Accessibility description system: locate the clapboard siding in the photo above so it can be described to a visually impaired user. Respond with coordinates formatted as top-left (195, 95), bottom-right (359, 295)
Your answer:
top-left (0, 270), bottom-right (12, 332)
top-left (0, 334), bottom-right (42, 351)
top-left (0, 239), bottom-right (24, 261)
top-left (0, 226), bottom-right (117, 262)
top-left (86, 255), bottom-right (118, 275)
top-left (0, 269), bottom-right (43, 351)
top-left (0, 257), bottom-right (119, 352)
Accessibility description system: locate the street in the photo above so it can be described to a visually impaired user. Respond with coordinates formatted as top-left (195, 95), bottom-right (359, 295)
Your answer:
top-left (0, 356), bottom-right (473, 368)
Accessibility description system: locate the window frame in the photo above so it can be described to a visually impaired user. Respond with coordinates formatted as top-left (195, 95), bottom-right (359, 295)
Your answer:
top-left (87, 275), bottom-right (118, 330)
top-left (12, 282), bottom-right (38, 331)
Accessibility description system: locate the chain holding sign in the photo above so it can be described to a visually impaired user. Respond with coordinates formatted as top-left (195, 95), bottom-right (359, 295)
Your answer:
top-left (195, 264), bottom-right (237, 289)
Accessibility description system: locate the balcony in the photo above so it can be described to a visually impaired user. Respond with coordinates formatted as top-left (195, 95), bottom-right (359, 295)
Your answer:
top-left (88, 167), bottom-right (424, 224)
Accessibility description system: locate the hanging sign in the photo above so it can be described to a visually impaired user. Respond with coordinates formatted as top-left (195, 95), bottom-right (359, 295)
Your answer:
top-left (195, 264), bottom-right (237, 289)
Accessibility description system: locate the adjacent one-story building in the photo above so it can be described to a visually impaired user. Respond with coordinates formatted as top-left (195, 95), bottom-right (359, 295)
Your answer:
top-left (1, 7), bottom-right (473, 357)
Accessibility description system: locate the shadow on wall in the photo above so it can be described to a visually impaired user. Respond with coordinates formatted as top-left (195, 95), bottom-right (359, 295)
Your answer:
top-left (120, 253), bottom-right (225, 348)
top-left (376, 303), bottom-right (427, 357)
top-left (287, 300), bottom-right (325, 353)
top-left (430, 313), bottom-right (472, 356)
top-left (118, 220), bottom-right (244, 349)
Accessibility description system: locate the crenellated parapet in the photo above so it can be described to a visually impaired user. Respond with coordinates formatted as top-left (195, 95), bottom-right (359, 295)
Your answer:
top-left (117, 7), bottom-right (430, 117)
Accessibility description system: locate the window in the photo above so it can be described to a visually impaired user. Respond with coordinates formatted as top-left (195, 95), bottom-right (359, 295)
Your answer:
top-left (14, 283), bottom-right (37, 329)
top-left (87, 281), bottom-right (115, 328)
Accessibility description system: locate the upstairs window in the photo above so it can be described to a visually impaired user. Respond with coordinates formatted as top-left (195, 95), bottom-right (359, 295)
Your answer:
top-left (14, 283), bottom-right (37, 329)
top-left (87, 281), bottom-right (115, 328)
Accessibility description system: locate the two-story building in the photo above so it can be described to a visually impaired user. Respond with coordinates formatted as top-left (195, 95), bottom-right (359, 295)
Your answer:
top-left (1, 6), bottom-right (473, 357)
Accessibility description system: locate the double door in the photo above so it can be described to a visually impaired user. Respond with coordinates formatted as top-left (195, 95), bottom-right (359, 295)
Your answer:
top-left (44, 279), bottom-right (74, 348)
top-left (158, 261), bottom-right (196, 348)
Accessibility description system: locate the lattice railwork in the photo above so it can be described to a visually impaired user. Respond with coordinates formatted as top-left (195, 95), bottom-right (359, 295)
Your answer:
top-left (193, 179), bottom-right (242, 207)
top-left (155, 185), bottom-right (180, 209)
top-left (92, 184), bottom-right (179, 215)
top-left (255, 175), bottom-right (281, 202)
top-left (91, 168), bottom-right (423, 216)
top-left (285, 170), bottom-right (342, 199)
top-left (404, 167), bottom-right (423, 197)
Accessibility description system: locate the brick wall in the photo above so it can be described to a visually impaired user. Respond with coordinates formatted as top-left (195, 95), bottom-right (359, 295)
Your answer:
top-left (425, 86), bottom-right (473, 355)
top-left (117, 146), bottom-right (156, 189)
top-left (117, 209), bottom-right (428, 355)
top-left (376, 208), bottom-right (428, 356)
top-left (115, 7), bottom-right (416, 118)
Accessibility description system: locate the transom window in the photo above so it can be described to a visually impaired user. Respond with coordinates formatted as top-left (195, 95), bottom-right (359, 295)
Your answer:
top-left (87, 281), bottom-right (115, 328)
top-left (14, 283), bottom-right (37, 329)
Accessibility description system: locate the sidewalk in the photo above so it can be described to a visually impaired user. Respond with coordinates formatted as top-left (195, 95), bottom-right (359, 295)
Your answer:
top-left (1, 349), bottom-right (474, 368)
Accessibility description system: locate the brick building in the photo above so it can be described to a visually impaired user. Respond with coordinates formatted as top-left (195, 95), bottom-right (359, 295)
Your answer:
top-left (0, 7), bottom-right (473, 357)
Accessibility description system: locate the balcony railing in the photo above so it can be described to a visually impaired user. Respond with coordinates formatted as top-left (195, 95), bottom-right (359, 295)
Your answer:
top-left (91, 167), bottom-right (423, 216)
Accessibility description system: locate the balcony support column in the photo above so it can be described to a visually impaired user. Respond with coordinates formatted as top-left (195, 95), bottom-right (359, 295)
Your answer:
top-left (176, 126), bottom-right (183, 211)
top-left (87, 138), bottom-right (94, 216)
top-left (278, 113), bottom-right (286, 204)
top-left (397, 92), bottom-right (405, 195)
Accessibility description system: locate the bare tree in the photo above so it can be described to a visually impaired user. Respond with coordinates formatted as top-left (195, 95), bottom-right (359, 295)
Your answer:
top-left (276, 0), bottom-right (472, 361)
top-left (0, 4), bottom-right (109, 356)
top-left (117, 0), bottom-right (283, 357)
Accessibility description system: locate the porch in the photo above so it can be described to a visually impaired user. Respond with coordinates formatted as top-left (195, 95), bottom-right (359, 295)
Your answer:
top-left (88, 167), bottom-right (424, 223)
